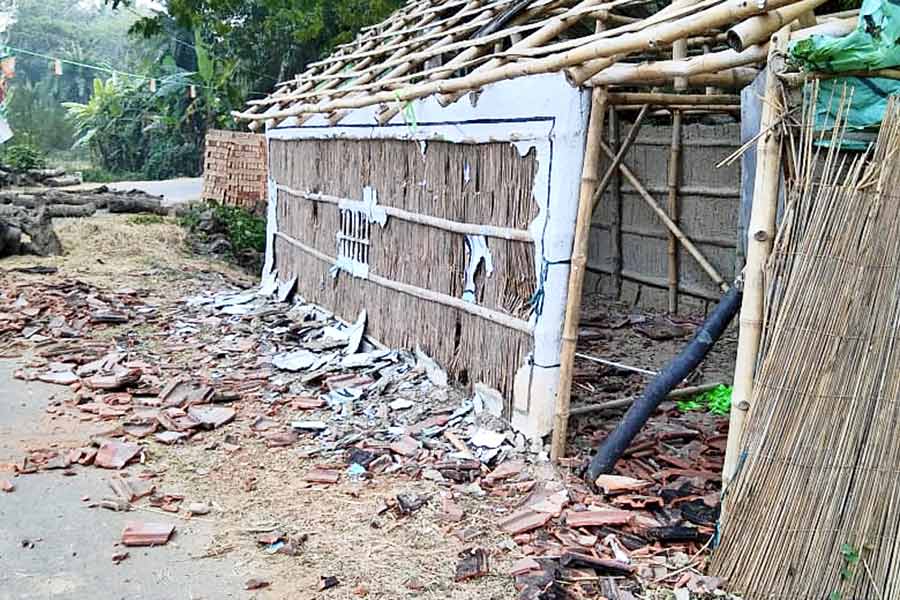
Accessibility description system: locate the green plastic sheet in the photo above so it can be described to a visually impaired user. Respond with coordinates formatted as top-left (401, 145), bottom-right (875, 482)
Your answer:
top-left (791, 0), bottom-right (900, 72)
top-left (788, 0), bottom-right (900, 142)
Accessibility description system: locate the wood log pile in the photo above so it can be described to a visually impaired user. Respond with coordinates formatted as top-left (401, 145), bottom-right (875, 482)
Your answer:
top-left (0, 166), bottom-right (84, 188)
top-left (0, 187), bottom-right (169, 258)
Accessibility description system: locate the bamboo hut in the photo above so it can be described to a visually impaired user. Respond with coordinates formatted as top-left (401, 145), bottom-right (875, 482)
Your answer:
top-left (233, 0), bottom-right (861, 448)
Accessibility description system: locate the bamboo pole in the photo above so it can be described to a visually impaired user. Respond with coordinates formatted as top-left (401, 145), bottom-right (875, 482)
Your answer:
top-left (667, 36), bottom-right (688, 315)
top-left (667, 108), bottom-right (683, 314)
top-left (726, 0), bottom-right (828, 52)
top-left (277, 186), bottom-right (533, 242)
top-left (587, 67), bottom-right (760, 89)
top-left (609, 107), bottom-right (624, 300)
top-left (569, 381), bottom-right (724, 417)
top-left (233, 0), bottom-right (800, 123)
top-left (275, 232), bottom-right (534, 334)
top-left (572, 16), bottom-right (854, 87)
top-left (607, 92), bottom-right (740, 106)
top-left (550, 87), bottom-right (608, 463)
top-left (598, 140), bottom-right (730, 292)
top-left (781, 67), bottom-right (900, 86)
top-left (592, 104), bottom-right (650, 209)
top-left (722, 26), bottom-right (790, 490)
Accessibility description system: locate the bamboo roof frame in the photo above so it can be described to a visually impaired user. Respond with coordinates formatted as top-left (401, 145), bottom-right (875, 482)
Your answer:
top-left (235, 0), bottom-right (854, 128)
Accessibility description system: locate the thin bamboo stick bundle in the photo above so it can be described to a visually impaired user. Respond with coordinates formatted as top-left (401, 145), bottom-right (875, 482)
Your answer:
top-left (712, 92), bottom-right (900, 599)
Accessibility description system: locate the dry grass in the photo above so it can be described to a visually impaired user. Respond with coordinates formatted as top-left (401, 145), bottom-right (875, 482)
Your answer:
top-left (148, 422), bottom-right (519, 600)
top-left (2, 214), bottom-right (252, 291)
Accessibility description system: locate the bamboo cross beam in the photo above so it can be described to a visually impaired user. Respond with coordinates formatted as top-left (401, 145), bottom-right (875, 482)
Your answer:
top-left (598, 140), bottom-right (730, 292)
top-left (591, 104), bottom-right (650, 210)
top-left (550, 87), bottom-right (608, 463)
top-left (725, 0), bottom-right (827, 52)
top-left (607, 92), bottom-right (741, 106)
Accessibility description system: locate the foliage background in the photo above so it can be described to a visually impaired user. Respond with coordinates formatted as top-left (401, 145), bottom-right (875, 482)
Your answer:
top-left (3, 0), bottom-right (403, 179)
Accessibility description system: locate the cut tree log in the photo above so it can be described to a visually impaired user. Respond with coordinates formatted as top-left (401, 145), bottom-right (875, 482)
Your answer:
top-left (45, 203), bottom-right (96, 218)
top-left (107, 194), bottom-right (168, 216)
top-left (0, 205), bottom-right (63, 256)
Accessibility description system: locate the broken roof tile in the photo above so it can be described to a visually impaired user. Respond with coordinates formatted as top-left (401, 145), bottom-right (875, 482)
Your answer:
top-left (121, 522), bottom-right (174, 547)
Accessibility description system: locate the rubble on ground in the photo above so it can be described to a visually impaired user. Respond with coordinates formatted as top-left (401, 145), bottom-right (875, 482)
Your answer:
top-left (0, 268), bottom-right (732, 597)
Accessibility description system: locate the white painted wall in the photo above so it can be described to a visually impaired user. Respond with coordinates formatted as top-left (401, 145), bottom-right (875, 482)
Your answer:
top-left (264, 72), bottom-right (590, 440)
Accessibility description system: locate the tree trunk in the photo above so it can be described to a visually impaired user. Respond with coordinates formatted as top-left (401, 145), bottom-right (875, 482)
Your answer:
top-left (107, 195), bottom-right (168, 216)
top-left (0, 206), bottom-right (63, 256)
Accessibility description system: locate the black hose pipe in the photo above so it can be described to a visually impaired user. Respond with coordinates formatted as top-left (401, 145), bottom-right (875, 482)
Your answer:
top-left (585, 286), bottom-right (743, 484)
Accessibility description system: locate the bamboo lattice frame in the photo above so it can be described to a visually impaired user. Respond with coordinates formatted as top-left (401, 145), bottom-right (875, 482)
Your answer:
top-left (234, 0), bottom-right (862, 127)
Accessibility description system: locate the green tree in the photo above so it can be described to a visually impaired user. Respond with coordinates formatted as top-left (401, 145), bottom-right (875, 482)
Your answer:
top-left (4, 0), bottom-right (153, 151)
top-left (111, 0), bottom-right (405, 98)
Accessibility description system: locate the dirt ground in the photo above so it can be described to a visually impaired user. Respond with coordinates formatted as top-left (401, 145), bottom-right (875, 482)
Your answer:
top-left (0, 214), bottom-right (738, 600)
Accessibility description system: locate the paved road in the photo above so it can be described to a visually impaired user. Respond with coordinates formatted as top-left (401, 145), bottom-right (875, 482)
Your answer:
top-left (0, 361), bottom-right (247, 600)
top-left (108, 178), bottom-right (204, 208)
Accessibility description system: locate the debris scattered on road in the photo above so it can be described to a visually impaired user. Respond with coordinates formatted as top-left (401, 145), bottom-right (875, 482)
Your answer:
top-left (121, 522), bottom-right (175, 547)
top-left (318, 576), bottom-right (340, 591)
top-left (1, 479), bottom-right (14, 493)
top-left (455, 548), bottom-right (489, 582)
top-left (95, 441), bottom-right (142, 470)
top-left (245, 578), bottom-right (270, 591)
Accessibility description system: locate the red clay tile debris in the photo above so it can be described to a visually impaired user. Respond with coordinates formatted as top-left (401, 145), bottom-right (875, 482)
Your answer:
top-left (484, 460), bottom-right (525, 484)
top-left (245, 578), bottom-right (270, 591)
top-left (111, 551), bottom-right (130, 565)
top-left (564, 508), bottom-right (634, 528)
top-left (455, 548), bottom-right (489, 582)
top-left (95, 441), bottom-right (142, 469)
top-left (509, 557), bottom-right (541, 576)
top-left (499, 509), bottom-right (553, 535)
top-left (304, 468), bottom-right (340, 485)
top-left (442, 498), bottom-right (465, 522)
top-left (593, 475), bottom-right (651, 494)
top-left (187, 405), bottom-right (236, 430)
top-left (389, 435), bottom-right (419, 458)
top-left (121, 522), bottom-right (175, 547)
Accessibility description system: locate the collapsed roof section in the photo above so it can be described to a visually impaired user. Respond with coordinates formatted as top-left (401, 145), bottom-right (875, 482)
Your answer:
top-left (234, 0), bottom-right (858, 128)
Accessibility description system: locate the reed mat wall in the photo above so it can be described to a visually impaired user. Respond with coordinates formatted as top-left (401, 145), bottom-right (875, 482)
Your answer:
top-left (712, 95), bottom-right (900, 598)
top-left (269, 138), bottom-right (539, 404)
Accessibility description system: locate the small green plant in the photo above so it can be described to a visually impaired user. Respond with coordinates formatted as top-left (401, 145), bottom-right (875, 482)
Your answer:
top-left (1, 138), bottom-right (47, 171)
top-left (177, 203), bottom-right (203, 232)
top-left (676, 397), bottom-right (703, 412)
top-left (677, 384), bottom-right (733, 415)
top-left (212, 203), bottom-right (266, 254)
top-left (830, 543), bottom-right (861, 600)
top-left (127, 214), bottom-right (166, 226)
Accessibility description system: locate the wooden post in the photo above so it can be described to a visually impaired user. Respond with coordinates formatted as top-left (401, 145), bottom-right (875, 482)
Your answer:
top-left (667, 109), bottom-right (683, 314)
top-left (550, 87), bottom-right (608, 462)
top-left (609, 107), bottom-right (624, 299)
top-left (722, 26), bottom-right (790, 490)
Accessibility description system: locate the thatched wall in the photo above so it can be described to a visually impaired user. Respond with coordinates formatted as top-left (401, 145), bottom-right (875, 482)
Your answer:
top-left (586, 119), bottom-right (741, 313)
top-left (270, 138), bottom-right (538, 403)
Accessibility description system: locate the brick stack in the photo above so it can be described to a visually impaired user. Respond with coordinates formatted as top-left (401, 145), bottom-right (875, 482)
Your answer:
top-left (202, 130), bottom-right (268, 214)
